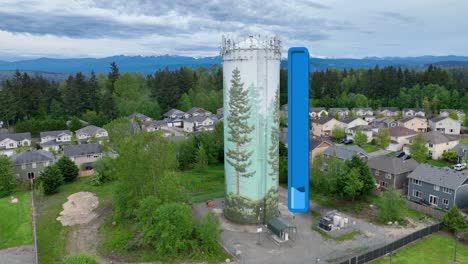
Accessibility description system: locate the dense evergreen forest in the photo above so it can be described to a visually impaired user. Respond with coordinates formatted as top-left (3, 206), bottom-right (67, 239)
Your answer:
top-left (0, 63), bottom-right (467, 134)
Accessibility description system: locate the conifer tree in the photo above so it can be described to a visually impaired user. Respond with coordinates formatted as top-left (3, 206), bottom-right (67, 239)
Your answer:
top-left (268, 90), bottom-right (280, 181)
top-left (226, 68), bottom-right (255, 195)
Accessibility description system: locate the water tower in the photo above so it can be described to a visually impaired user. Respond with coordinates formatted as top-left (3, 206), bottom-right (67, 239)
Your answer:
top-left (221, 35), bottom-right (281, 224)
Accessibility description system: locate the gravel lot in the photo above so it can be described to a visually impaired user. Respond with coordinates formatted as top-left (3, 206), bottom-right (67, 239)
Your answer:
top-left (0, 245), bottom-right (34, 264)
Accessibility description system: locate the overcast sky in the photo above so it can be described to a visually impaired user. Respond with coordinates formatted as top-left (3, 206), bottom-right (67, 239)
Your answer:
top-left (1, 0), bottom-right (467, 60)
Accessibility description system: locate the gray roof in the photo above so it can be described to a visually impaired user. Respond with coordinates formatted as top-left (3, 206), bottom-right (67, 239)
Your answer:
top-left (440, 109), bottom-right (464, 113)
top-left (378, 107), bottom-right (399, 112)
top-left (63, 143), bottom-right (102, 157)
top-left (342, 117), bottom-right (363, 124)
top-left (163, 108), bottom-right (185, 117)
top-left (403, 108), bottom-right (424, 112)
top-left (389, 126), bottom-right (418, 137)
top-left (323, 145), bottom-right (368, 160)
top-left (11, 150), bottom-right (54, 165)
top-left (40, 130), bottom-right (72, 138)
top-left (350, 125), bottom-right (372, 132)
top-left (128, 112), bottom-right (150, 121)
top-left (315, 116), bottom-right (334, 125)
top-left (309, 107), bottom-right (326, 113)
top-left (310, 138), bottom-right (331, 151)
top-left (408, 164), bottom-right (468, 189)
top-left (408, 131), bottom-right (458, 144)
top-left (75, 125), bottom-right (106, 135)
top-left (186, 107), bottom-right (211, 115)
top-left (184, 115), bottom-right (213, 123)
top-left (328, 108), bottom-right (349, 112)
top-left (430, 116), bottom-right (456, 123)
top-left (368, 155), bottom-right (419, 175)
top-left (399, 116), bottom-right (426, 123)
top-left (452, 144), bottom-right (468, 157)
top-left (0, 132), bottom-right (31, 142)
top-left (352, 108), bottom-right (372, 111)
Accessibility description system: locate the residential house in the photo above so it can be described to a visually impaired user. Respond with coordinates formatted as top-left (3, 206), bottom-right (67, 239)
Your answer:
top-left (142, 120), bottom-right (168, 132)
top-left (309, 108), bottom-right (328, 119)
top-left (163, 109), bottom-right (186, 119)
top-left (440, 109), bottom-right (465, 123)
top-left (429, 117), bottom-right (460, 135)
top-left (216, 108), bottom-right (224, 120)
top-left (311, 117), bottom-right (345, 137)
top-left (351, 108), bottom-right (373, 117)
top-left (368, 155), bottom-right (419, 192)
top-left (0, 133), bottom-right (32, 157)
top-left (185, 107), bottom-right (212, 118)
top-left (452, 144), bottom-right (468, 163)
top-left (11, 150), bottom-right (55, 181)
top-left (363, 115), bottom-right (376, 123)
top-left (183, 116), bottom-right (216, 132)
top-left (328, 108), bottom-right (349, 119)
top-left (387, 126), bottom-right (418, 152)
top-left (40, 130), bottom-right (72, 151)
top-left (75, 125), bottom-right (109, 144)
top-left (398, 116), bottom-right (427, 133)
top-left (63, 143), bottom-right (103, 170)
top-left (128, 112), bottom-right (152, 123)
top-left (405, 131), bottom-right (459, 160)
top-left (166, 118), bottom-right (183, 128)
top-left (347, 125), bottom-right (373, 143)
top-left (323, 145), bottom-right (369, 161)
top-left (403, 108), bottom-right (426, 117)
top-left (372, 118), bottom-right (398, 130)
top-left (377, 107), bottom-right (400, 117)
top-left (342, 117), bottom-right (368, 133)
top-left (407, 164), bottom-right (468, 210)
top-left (309, 138), bottom-right (332, 163)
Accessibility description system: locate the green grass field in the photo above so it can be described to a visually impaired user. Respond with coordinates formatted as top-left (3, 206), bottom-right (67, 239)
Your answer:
top-left (0, 192), bottom-right (32, 249)
top-left (426, 159), bottom-right (452, 167)
top-left (36, 177), bottom-right (115, 264)
top-left (372, 233), bottom-right (468, 264)
top-left (179, 164), bottom-right (225, 203)
top-left (460, 138), bottom-right (468, 144)
top-left (361, 144), bottom-right (380, 153)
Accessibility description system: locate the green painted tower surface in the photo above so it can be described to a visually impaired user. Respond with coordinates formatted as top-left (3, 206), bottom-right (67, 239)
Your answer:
top-left (221, 35), bottom-right (281, 224)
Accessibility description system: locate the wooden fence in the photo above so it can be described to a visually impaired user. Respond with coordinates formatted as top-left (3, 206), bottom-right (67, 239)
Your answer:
top-left (407, 201), bottom-right (445, 220)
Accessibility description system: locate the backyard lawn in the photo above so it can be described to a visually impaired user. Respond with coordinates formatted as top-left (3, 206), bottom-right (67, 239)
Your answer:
top-left (36, 177), bottom-right (116, 264)
top-left (0, 192), bottom-right (32, 249)
top-left (361, 144), bottom-right (380, 153)
top-left (179, 164), bottom-right (225, 203)
top-left (426, 159), bottom-right (452, 167)
top-left (460, 138), bottom-right (468, 144)
top-left (372, 233), bottom-right (468, 264)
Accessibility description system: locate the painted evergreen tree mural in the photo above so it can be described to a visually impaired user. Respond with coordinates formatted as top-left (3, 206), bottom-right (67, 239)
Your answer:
top-left (268, 90), bottom-right (280, 181)
top-left (226, 67), bottom-right (255, 195)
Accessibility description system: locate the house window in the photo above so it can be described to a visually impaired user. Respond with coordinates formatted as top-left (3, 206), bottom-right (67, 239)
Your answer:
top-left (429, 143), bottom-right (433, 148)
top-left (32, 162), bottom-right (37, 168)
top-left (93, 154), bottom-right (100, 158)
top-left (375, 170), bottom-right (380, 176)
top-left (433, 185), bottom-right (440, 191)
top-left (443, 199), bottom-right (449, 206)
top-left (413, 190), bottom-right (422, 198)
top-left (380, 181), bottom-right (388, 188)
top-left (429, 195), bottom-right (439, 206)
top-left (442, 187), bottom-right (453, 194)
top-left (27, 172), bottom-right (35, 179)
top-left (385, 173), bottom-right (392, 179)
top-left (412, 179), bottom-right (422, 186)
top-left (9, 143), bottom-right (14, 147)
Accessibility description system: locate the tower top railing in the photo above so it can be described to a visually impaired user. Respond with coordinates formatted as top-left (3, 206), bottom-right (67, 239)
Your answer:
top-left (220, 35), bottom-right (281, 56)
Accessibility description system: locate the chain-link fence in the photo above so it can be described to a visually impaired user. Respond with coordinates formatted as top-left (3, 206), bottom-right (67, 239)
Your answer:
top-left (335, 222), bottom-right (442, 264)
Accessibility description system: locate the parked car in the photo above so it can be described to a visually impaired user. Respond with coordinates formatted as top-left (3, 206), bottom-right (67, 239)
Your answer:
top-left (343, 139), bottom-right (354, 145)
top-left (395, 151), bottom-right (405, 158)
top-left (338, 138), bottom-right (347, 144)
top-left (454, 163), bottom-right (467, 171)
top-left (402, 154), bottom-right (412, 160)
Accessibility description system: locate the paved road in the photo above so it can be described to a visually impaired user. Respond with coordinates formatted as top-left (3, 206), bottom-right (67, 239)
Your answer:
top-left (0, 245), bottom-right (35, 264)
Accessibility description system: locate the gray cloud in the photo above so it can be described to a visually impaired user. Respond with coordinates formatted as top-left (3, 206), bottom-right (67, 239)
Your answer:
top-left (377, 11), bottom-right (416, 23)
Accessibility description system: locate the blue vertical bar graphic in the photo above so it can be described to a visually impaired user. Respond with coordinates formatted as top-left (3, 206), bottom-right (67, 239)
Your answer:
top-left (288, 47), bottom-right (309, 213)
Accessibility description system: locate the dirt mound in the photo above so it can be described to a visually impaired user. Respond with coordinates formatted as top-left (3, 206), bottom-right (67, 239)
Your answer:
top-left (57, 192), bottom-right (99, 226)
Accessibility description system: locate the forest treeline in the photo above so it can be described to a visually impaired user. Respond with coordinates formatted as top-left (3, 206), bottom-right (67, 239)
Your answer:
top-left (1, 63), bottom-right (467, 133)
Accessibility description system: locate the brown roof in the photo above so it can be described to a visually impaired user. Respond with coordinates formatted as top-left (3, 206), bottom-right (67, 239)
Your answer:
top-left (389, 126), bottom-right (418, 137)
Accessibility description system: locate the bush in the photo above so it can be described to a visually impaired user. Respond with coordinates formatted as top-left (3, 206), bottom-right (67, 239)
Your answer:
top-left (443, 207), bottom-right (467, 232)
top-left (279, 157), bottom-right (288, 183)
top-left (90, 157), bottom-right (115, 185)
top-left (197, 212), bottom-right (222, 255)
top-left (377, 187), bottom-right (407, 223)
top-left (15, 117), bottom-right (67, 136)
top-left (442, 151), bottom-right (458, 163)
top-left (0, 156), bottom-right (17, 198)
top-left (39, 165), bottom-right (63, 195)
top-left (63, 252), bottom-right (99, 264)
top-left (55, 156), bottom-right (79, 182)
top-left (194, 144), bottom-right (208, 172)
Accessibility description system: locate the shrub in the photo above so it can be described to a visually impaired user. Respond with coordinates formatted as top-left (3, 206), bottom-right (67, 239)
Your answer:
top-left (63, 252), bottom-right (99, 264)
top-left (443, 207), bottom-right (467, 232)
top-left (55, 156), bottom-right (79, 182)
top-left (194, 144), bottom-right (208, 172)
top-left (377, 187), bottom-right (407, 223)
top-left (197, 212), bottom-right (222, 255)
top-left (0, 156), bottom-right (17, 198)
top-left (39, 165), bottom-right (63, 195)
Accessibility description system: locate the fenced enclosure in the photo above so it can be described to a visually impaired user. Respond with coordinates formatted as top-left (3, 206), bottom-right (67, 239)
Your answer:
top-left (406, 201), bottom-right (445, 220)
top-left (336, 222), bottom-right (442, 264)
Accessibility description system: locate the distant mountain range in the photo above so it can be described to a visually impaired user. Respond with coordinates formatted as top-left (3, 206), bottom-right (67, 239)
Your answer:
top-left (1, 55), bottom-right (468, 82)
